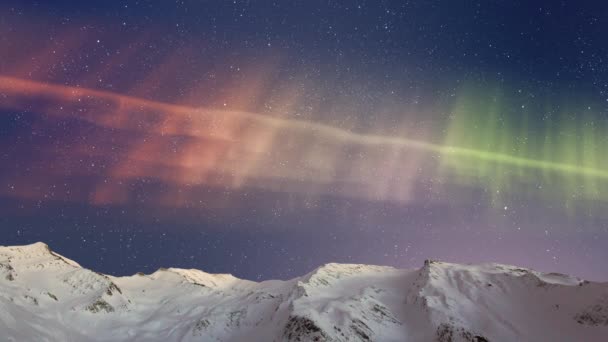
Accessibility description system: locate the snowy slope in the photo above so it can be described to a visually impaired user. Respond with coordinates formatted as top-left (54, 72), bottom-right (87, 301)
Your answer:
top-left (0, 243), bottom-right (607, 341)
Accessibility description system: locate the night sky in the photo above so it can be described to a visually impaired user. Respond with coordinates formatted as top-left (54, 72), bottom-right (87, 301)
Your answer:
top-left (1, 0), bottom-right (608, 281)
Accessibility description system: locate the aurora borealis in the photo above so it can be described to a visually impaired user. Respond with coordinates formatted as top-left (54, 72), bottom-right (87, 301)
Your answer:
top-left (2, 76), bottom-right (607, 209)
top-left (1, 1), bottom-right (608, 280)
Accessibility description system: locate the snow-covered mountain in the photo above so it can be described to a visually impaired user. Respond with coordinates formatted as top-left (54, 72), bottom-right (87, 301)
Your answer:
top-left (0, 242), bottom-right (607, 341)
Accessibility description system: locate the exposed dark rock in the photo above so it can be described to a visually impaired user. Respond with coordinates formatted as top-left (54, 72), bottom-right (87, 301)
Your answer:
top-left (350, 318), bottom-right (373, 341)
top-left (575, 306), bottom-right (608, 326)
top-left (284, 316), bottom-right (328, 342)
top-left (0, 263), bottom-right (15, 281)
top-left (437, 323), bottom-right (490, 342)
top-left (227, 309), bottom-right (246, 327)
top-left (370, 303), bottom-right (401, 325)
top-left (86, 299), bottom-right (115, 313)
top-left (106, 282), bottom-right (123, 296)
top-left (192, 319), bottom-right (210, 336)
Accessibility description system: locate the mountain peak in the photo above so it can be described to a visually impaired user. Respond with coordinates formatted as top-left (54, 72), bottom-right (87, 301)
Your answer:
top-left (149, 267), bottom-right (246, 289)
top-left (0, 241), bottom-right (81, 268)
top-left (299, 262), bottom-right (398, 289)
top-left (2, 241), bottom-right (51, 254)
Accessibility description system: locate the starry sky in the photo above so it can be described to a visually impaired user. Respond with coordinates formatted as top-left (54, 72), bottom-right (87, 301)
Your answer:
top-left (1, 0), bottom-right (608, 281)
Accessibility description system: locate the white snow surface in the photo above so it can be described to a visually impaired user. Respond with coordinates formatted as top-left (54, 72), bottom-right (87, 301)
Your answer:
top-left (0, 242), bottom-right (607, 341)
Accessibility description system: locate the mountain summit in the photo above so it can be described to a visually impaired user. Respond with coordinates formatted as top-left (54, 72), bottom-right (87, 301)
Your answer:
top-left (0, 243), bottom-right (606, 341)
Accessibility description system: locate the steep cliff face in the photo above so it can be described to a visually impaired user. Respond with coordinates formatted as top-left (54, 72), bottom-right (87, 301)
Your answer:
top-left (0, 243), bottom-right (607, 341)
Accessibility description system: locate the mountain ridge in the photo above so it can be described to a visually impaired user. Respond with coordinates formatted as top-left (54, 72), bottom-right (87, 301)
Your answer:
top-left (0, 242), bottom-right (607, 341)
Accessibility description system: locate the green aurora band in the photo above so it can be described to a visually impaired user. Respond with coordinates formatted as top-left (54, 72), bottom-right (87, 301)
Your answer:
top-left (435, 85), bottom-right (608, 211)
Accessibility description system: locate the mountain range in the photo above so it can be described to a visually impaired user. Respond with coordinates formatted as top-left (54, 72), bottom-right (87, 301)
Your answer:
top-left (0, 242), bottom-right (607, 341)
